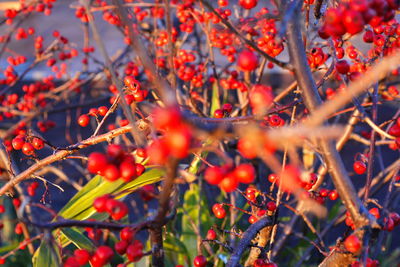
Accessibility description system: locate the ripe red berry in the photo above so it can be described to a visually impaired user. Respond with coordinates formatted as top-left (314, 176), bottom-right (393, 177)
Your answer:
top-left (344, 235), bottom-right (361, 253)
top-left (15, 223), bottom-right (23, 235)
top-left (126, 240), bottom-right (143, 262)
top-left (214, 109), bottom-right (224, 118)
top-left (234, 164), bottom-right (256, 184)
top-left (239, 0), bottom-right (258, 9)
top-left (266, 201), bottom-right (277, 212)
top-left (193, 255), bottom-right (207, 267)
top-left (110, 201), bottom-right (128, 220)
top-left (328, 190), bottom-right (338, 200)
top-left (219, 174), bottom-right (238, 193)
top-left (95, 246), bottom-right (114, 263)
top-left (12, 137), bottom-right (25, 150)
top-left (31, 137), bottom-right (44, 150)
top-left (212, 203), bottom-right (226, 219)
top-left (107, 144), bottom-right (124, 159)
top-left (93, 195), bottom-right (110, 212)
top-left (87, 152), bottom-right (108, 174)
top-left (119, 161), bottom-right (137, 182)
top-left (336, 60), bottom-right (350, 74)
top-left (115, 240), bottom-right (129, 255)
top-left (369, 207), bottom-right (380, 219)
top-left (268, 173), bottom-right (278, 183)
top-left (353, 161), bottom-right (367, 175)
top-left (98, 106), bottom-right (108, 116)
top-left (74, 249), bottom-right (91, 265)
top-left (238, 137), bottom-right (257, 159)
top-left (103, 164), bottom-right (120, 181)
top-left (120, 227), bottom-right (134, 242)
top-left (78, 114), bottom-right (90, 127)
top-left (206, 229), bottom-right (216, 240)
top-left (22, 142), bottom-right (34, 156)
top-left (238, 49), bottom-right (258, 71)
top-left (204, 166), bottom-right (224, 185)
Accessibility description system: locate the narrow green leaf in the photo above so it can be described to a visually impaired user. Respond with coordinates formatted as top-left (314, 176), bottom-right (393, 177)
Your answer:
top-left (60, 228), bottom-right (95, 251)
top-left (59, 168), bottom-right (164, 221)
top-left (32, 241), bottom-right (61, 267)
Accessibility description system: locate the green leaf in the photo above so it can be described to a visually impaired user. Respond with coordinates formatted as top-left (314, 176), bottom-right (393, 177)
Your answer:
top-left (164, 232), bottom-right (190, 266)
top-left (32, 241), bottom-right (61, 267)
top-left (210, 80), bottom-right (220, 115)
top-left (60, 228), bottom-right (95, 251)
top-left (59, 168), bottom-right (164, 221)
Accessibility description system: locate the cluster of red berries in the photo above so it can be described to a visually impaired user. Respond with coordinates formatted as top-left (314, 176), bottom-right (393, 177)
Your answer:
top-left (204, 163), bottom-right (256, 193)
top-left (12, 135), bottom-right (44, 156)
top-left (64, 236), bottom-right (143, 267)
top-left (7, 55), bottom-right (27, 66)
top-left (319, 0), bottom-right (399, 38)
top-left (93, 194), bottom-right (128, 221)
top-left (345, 207), bottom-right (400, 230)
top-left (218, 71), bottom-right (248, 91)
top-left (307, 47), bottom-right (327, 69)
top-left (249, 84), bottom-right (274, 115)
top-left (78, 106), bottom-right (109, 127)
top-left (123, 76), bottom-right (148, 103)
top-left (87, 144), bottom-right (145, 182)
top-left (213, 103), bottom-right (233, 118)
top-left (26, 181), bottom-right (40, 197)
top-left (147, 107), bottom-right (192, 163)
top-left (351, 258), bottom-right (379, 267)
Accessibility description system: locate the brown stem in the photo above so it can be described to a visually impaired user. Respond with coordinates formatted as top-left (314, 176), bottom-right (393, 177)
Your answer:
top-left (226, 216), bottom-right (273, 267)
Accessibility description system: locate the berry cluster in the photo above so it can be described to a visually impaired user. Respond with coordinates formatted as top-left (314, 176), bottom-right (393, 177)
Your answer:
top-left (204, 163), bottom-right (255, 193)
top-left (12, 135), bottom-right (44, 156)
top-left (87, 144), bottom-right (145, 182)
top-left (319, 0), bottom-right (399, 38)
top-left (93, 194), bottom-right (128, 221)
top-left (146, 107), bottom-right (192, 163)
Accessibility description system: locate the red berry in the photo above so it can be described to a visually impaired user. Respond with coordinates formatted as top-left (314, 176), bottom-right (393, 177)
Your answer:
top-left (239, 0), bottom-right (258, 9)
top-left (206, 229), bottom-right (216, 240)
top-left (238, 49), bottom-right (258, 71)
top-left (234, 164), bottom-right (256, 184)
top-left (119, 161), bottom-right (137, 182)
top-left (110, 201), bottom-right (128, 220)
top-left (74, 249), bottom-right (91, 265)
top-left (135, 163), bottom-right (146, 176)
top-left (193, 255), bottom-right (207, 267)
top-left (266, 201), bottom-right (277, 212)
top-left (87, 152), bottom-right (108, 174)
top-left (268, 173), bottom-right (278, 183)
top-left (219, 174), bottom-right (238, 193)
top-left (103, 164), bottom-right (120, 181)
top-left (32, 137), bottom-right (44, 150)
top-left (126, 240), bottom-right (143, 262)
top-left (328, 190), bottom-right (338, 200)
top-left (115, 240), bottom-right (129, 255)
top-left (22, 142), bottom-right (34, 156)
top-left (95, 246), bottom-right (114, 263)
top-left (93, 195), bottom-right (111, 212)
top-left (344, 235), bottom-right (362, 253)
top-left (98, 106), bottom-right (108, 116)
top-left (107, 144), bottom-right (124, 159)
top-left (238, 137), bottom-right (257, 159)
top-left (12, 137), bottom-right (24, 150)
top-left (353, 161), bottom-right (367, 175)
top-left (214, 109), bottom-right (224, 118)
top-left (15, 223), bottom-right (23, 235)
top-left (369, 207), bottom-right (380, 219)
top-left (204, 166), bottom-right (224, 185)
top-left (120, 227), bottom-right (134, 242)
top-left (336, 60), bottom-right (350, 74)
top-left (212, 204), bottom-right (226, 219)
top-left (78, 114), bottom-right (90, 127)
